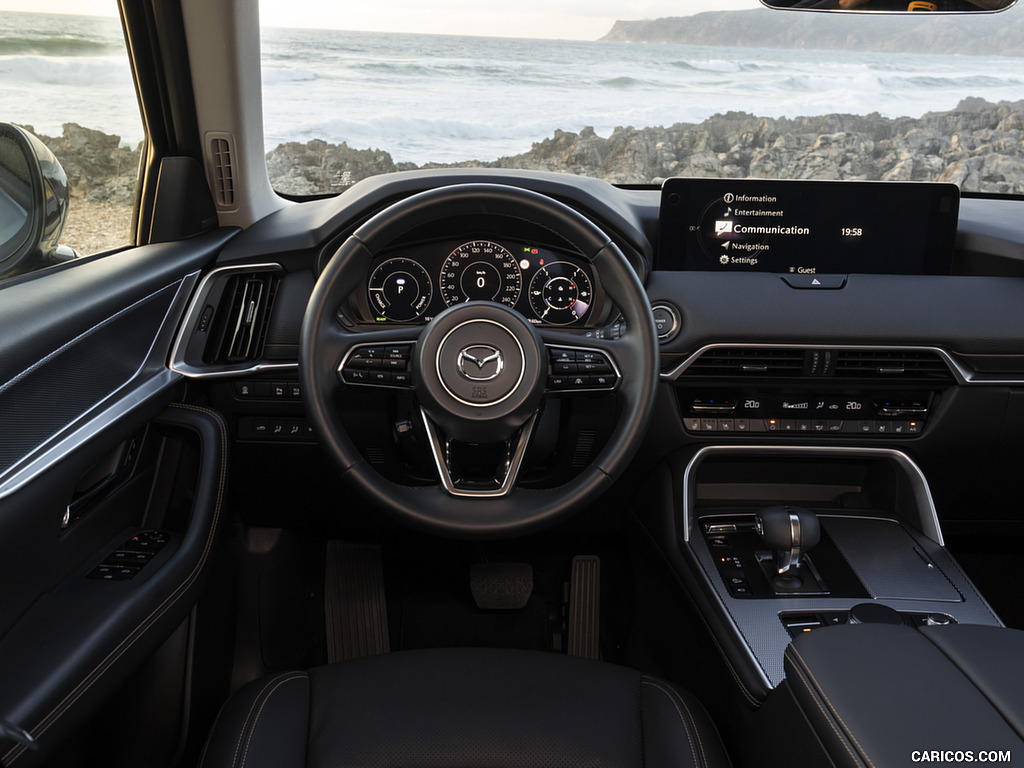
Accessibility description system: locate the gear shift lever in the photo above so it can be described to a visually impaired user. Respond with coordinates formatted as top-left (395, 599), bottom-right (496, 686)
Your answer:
top-left (755, 505), bottom-right (821, 575)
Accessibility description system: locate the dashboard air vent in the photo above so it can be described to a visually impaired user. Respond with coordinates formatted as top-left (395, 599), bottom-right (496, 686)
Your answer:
top-left (833, 350), bottom-right (953, 381)
top-left (207, 272), bottom-right (279, 365)
top-left (684, 348), bottom-right (806, 377)
top-left (208, 133), bottom-right (236, 208)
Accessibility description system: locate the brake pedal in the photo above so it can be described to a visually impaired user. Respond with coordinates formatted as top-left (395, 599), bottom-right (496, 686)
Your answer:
top-left (567, 555), bottom-right (601, 660)
top-left (470, 562), bottom-right (533, 610)
top-left (325, 542), bottom-right (389, 662)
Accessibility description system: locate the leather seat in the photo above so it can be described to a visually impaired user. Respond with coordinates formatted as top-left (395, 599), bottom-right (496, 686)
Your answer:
top-left (199, 648), bottom-right (732, 768)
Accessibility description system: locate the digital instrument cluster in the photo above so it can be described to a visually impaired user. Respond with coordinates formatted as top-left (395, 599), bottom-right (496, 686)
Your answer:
top-left (362, 239), bottom-right (600, 327)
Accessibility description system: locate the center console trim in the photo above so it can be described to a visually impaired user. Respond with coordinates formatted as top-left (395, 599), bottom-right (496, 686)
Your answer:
top-left (681, 444), bottom-right (944, 545)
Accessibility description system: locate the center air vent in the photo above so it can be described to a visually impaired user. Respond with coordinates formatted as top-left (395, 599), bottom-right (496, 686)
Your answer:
top-left (683, 348), bottom-right (807, 377)
top-left (207, 272), bottom-right (279, 365)
top-left (681, 346), bottom-right (956, 382)
top-left (833, 350), bottom-right (954, 381)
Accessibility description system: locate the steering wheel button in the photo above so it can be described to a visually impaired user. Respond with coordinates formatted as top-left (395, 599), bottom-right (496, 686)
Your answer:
top-left (550, 349), bottom-right (576, 363)
top-left (382, 358), bottom-right (407, 370)
top-left (552, 362), bottom-right (577, 374)
top-left (391, 371), bottom-right (412, 386)
top-left (386, 346), bottom-right (409, 360)
top-left (592, 375), bottom-right (614, 388)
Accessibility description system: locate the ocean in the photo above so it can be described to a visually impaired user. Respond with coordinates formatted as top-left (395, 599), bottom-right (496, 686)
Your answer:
top-left (3, 10), bottom-right (1023, 165)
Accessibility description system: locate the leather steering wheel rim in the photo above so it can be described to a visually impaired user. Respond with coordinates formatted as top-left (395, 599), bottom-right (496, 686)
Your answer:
top-left (300, 183), bottom-right (658, 539)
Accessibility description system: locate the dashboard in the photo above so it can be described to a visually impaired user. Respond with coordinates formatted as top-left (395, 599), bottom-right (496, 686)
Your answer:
top-left (190, 167), bottom-right (1024, 528)
top-left (353, 237), bottom-right (604, 327)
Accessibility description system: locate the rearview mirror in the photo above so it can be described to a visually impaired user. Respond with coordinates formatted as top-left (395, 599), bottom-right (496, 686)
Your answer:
top-left (0, 123), bottom-right (75, 281)
top-left (761, 0), bottom-right (1015, 11)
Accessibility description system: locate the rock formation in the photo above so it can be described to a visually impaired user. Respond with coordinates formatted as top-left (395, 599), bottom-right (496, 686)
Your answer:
top-left (265, 98), bottom-right (1024, 194)
top-left (35, 123), bottom-right (142, 205)
top-left (600, 9), bottom-right (1024, 56)
top-left (29, 99), bottom-right (1024, 200)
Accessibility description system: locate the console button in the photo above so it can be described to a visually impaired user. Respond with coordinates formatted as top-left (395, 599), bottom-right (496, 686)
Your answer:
top-left (684, 417), bottom-right (701, 432)
top-left (780, 274), bottom-right (847, 290)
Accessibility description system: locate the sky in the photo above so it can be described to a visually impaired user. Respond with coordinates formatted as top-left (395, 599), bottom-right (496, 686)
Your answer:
top-left (0, 0), bottom-right (758, 40)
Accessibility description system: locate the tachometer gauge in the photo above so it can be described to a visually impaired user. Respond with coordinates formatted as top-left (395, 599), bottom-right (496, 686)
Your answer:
top-left (439, 241), bottom-right (522, 308)
top-left (367, 257), bottom-right (433, 322)
top-left (528, 261), bottom-right (593, 325)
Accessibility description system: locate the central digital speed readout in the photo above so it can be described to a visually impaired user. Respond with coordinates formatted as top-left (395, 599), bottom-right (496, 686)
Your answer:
top-left (440, 241), bottom-right (522, 308)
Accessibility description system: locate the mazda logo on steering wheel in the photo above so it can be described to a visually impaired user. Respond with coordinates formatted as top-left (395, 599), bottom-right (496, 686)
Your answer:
top-left (457, 345), bottom-right (504, 382)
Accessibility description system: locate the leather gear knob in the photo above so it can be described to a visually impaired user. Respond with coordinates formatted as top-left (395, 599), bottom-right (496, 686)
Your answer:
top-left (755, 505), bottom-right (821, 574)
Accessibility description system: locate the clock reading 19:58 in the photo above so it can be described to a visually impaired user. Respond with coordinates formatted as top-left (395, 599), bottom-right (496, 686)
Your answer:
top-left (439, 241), bottom-right (522, 308)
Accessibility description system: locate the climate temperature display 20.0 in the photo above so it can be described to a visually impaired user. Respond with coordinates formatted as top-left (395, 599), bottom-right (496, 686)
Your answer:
top-left (528, 261), bottom-right (593, 325)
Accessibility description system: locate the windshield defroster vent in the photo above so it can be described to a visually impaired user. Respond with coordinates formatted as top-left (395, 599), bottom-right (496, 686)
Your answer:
top-left (207, 272), bottom-right (279, 365)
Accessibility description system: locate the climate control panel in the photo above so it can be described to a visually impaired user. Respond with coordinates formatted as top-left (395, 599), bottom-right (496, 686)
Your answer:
top-left (681, 393), bottom-right (931, 437)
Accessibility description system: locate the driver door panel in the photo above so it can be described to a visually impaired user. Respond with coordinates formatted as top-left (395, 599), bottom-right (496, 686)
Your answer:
top-left (0, 231), bottom-right (233, 766)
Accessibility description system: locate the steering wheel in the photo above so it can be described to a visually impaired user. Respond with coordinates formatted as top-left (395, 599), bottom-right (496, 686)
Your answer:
top-left (300, 183), bottom-right (658, 538)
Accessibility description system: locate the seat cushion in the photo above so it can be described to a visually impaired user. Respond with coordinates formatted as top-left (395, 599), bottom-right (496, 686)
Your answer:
top-left (200, 648), bottom-right (731, 768)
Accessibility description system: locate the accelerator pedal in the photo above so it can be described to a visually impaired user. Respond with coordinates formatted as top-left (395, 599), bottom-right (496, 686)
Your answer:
top-left (470, 562), bottom-right (534, 610)
top-left (567, 555), bottom-right (601, 660)
top-left (325, 542), bottom-right (389, 662)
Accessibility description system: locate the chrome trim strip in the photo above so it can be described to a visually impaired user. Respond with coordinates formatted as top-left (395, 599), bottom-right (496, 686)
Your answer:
top-left (0, 274), bottom-right (199, 499)
top-left (420, 408), bottom-right (537, 498)
top-left (659, 342), bottom-right (1009, 385)
top-left (777, 510), bottom-right (801, 574)
top-left (681, 445), bottom-right (944, 546)
top-left (169, 263), bottom-right (292, 379)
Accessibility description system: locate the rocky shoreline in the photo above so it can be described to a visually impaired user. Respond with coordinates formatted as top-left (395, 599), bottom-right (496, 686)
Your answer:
top-left (31, 97), bottom-right (1024, 253)
top-left (265, 98), bottom-right (1024, 194)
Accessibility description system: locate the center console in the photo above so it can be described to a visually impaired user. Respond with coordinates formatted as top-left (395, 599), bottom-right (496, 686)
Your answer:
top-left (785, 623), bottom-right (1024, 767)
top-left (675, 446), bottom-right (1001, 697)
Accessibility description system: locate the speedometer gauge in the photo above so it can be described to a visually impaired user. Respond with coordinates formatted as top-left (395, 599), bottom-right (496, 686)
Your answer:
top-left (439, 241), bottom-right (522, 308)
top-left (528, 261), bottom-right (593, 325)
top-left (367, 257), bottom-right (433, 322)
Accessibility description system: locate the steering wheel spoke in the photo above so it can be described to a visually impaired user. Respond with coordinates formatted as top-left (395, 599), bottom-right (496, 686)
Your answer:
top-left (420, 408), bottom-right (537, 498)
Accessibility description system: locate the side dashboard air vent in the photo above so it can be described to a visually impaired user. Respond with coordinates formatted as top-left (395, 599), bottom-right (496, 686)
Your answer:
top-left (683, 348), bottom-right (807, 377)
top-left (206, 272), bottom-right (279, 365)
top-left (833, 350), bottom-right (954, 381)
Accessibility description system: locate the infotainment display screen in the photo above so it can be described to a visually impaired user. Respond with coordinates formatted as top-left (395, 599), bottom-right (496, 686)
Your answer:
top-left (657, 178), bottom-right (959, 276)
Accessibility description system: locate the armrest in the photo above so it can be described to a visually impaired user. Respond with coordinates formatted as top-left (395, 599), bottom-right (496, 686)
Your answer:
top-left (784, 624), bottom-right (1024, 768)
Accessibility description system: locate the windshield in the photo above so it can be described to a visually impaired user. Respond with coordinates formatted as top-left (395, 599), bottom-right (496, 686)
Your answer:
top-left (259, 1), bottom-right (1024, 196)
